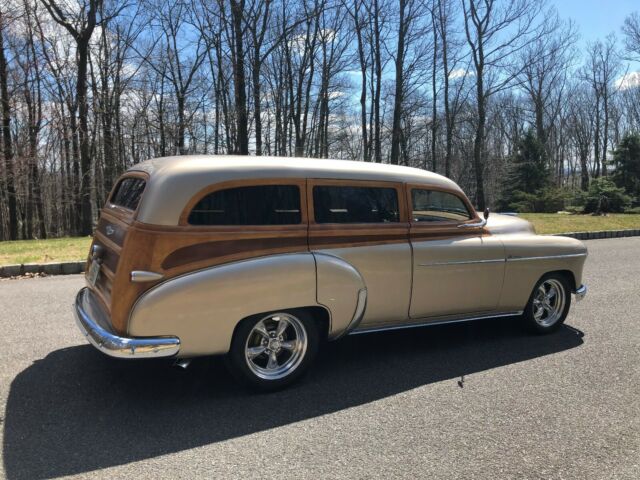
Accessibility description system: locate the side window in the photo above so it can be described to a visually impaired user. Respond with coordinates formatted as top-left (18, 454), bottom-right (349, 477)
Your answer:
top-left (110, 177), bottom-right (146, 211)
top-left (313, 185), bottom-right (399, 223)
top-left (411, 189), bottom-right (471, 222)
top-left (188, 185), bottom-right (301, 225)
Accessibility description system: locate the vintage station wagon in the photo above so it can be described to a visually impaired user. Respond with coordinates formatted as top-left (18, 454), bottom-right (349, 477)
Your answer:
top-left (74, 156), bottom-right (587, 390)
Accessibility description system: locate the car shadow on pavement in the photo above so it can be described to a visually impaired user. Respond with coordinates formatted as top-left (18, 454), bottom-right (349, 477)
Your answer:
top-left (2, 317), bottom-right (584, 479)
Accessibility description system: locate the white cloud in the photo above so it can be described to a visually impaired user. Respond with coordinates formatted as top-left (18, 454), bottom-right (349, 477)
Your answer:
top-left (448, 69), bottom-right (474, 80)
top-left (615, 71), bottom-right (640, 90)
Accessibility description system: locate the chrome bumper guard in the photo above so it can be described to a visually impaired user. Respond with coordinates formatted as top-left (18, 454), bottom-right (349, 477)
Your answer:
top-left (74, 287), bottom-right (180, 358)
top-left (573, 284), bottom-right (587, 301)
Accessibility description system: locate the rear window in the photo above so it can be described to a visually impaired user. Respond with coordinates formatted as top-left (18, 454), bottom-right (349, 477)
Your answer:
top-left (110, 177), bottom-right (146, 211)
top-left (188, 185), bottom-right (301, 225)
top-left (313, 186), bottom-right (399, 223)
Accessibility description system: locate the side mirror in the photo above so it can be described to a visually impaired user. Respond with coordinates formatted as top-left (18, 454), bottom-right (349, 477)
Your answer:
top-left (484, 208), bottom-right (490, 220)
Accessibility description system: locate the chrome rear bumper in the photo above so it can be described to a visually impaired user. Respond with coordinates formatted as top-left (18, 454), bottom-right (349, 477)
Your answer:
top-left (574, 284), bottom-right (587, 301)
top-left (74, 287), bottom-right (180, 358)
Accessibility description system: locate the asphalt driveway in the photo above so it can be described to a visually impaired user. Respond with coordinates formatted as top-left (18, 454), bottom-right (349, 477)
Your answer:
top-left (0, 237), bottom-right (638, 479)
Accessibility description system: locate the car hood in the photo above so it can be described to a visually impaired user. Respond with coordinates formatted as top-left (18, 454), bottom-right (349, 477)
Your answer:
top-left (484, 213), bottom-right (535, 235)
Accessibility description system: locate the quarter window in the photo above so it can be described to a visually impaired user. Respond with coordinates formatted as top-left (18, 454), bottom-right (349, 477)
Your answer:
top-left (188, 185), bottom-right (301, 225)
top-left (313, 186), bottom-right (399, 223)
top-left (411, 189), bottom-right (471, 222)
top-left (110, 177), bottom-right (146, 211)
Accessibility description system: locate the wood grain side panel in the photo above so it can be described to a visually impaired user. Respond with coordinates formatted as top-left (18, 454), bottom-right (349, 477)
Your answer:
top-left (308, 224), bottom-right (409, 249)
top-left (108, 223), bottom-right (310, 334)
top-left (162, 235), bottom-right (308, 269)
top-left (96, 217), bottom-right (127, 247)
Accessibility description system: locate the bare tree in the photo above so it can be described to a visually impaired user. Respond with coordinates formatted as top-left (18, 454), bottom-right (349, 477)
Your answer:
top-left (462, 0), bottom-right (546, 209)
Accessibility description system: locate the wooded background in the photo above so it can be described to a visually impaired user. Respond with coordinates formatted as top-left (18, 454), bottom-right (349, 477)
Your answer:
top-left (1, 0), bottom-right (640, 239)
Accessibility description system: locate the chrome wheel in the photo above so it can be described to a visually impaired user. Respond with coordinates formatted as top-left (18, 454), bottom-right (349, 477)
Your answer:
top-left (244, 313), bottom-right (308, 380)
top-left (532, 279), bottom-right (566, 328)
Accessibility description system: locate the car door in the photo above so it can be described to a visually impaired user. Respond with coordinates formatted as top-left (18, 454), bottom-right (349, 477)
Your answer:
top-left (308, 179), bottom-right (412, 327)
top-left (408, 185), bottom-right (506, 319)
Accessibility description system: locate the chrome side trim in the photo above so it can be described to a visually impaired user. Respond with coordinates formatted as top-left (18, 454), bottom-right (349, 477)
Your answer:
top-left (74, 287), bottom-right (180, 358)
top-left (349, 310), bottom-right (523, 335)
top-left (335, 288), bottom-right (368, 339)
top-left (419, 258), bottom-right (505, 267)
top-left (506, 253), bottom-right (587, 262)
top-left (130, 270), bottom-right (165, 283)
top-left (574, 284), bottom-right (587, 301)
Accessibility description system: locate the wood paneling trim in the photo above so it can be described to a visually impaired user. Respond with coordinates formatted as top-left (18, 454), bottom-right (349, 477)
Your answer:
top-left (94, 231), bottom-right (122, 255)
top-left (162, 234), bottom-right (309, 269)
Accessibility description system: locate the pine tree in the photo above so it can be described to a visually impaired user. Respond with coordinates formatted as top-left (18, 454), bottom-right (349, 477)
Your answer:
top-left (612, 133), bottom-right (640, 200)
top-left (498, 129), bottom-right (549, 211)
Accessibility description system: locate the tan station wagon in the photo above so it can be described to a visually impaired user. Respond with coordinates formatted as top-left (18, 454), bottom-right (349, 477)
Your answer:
top-left (74, 156), bottom-right (588, 390)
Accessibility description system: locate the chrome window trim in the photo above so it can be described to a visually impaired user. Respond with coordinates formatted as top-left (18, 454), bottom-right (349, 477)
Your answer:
top-left (350, 310), bottom-right (523, 335)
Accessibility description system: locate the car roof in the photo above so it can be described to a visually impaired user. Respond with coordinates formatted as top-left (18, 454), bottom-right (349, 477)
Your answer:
top-left (130, 155), bottom-right (463, 225)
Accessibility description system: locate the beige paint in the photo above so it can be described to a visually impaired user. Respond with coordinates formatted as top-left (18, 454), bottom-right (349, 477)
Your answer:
top-left (131, 155), bottom-right (462, 226)
top-left (128, 253), bottom-right (319, 356)
top-left (498, 234), bottom-right (587, 310)
top-left (126, 214), bottom-right (586, 355)
top-left (112, 158), bottom-right (588, 356)
top-left (410, 235), bottom-right (506, 318)
top-left (313, 253), bottom-right (366, 337)
top-left (313, 242), bottom-right (413, 327)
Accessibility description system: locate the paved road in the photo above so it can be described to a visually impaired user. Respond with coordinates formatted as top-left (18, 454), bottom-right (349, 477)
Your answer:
top-left (0, 238), bottom-right (639, 479)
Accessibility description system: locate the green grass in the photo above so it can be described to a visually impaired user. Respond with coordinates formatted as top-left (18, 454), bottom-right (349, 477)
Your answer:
top-left (0, 237), bottom-right (92, 265)
top-left (1, 214), bottom-right (639, 265)
top-left (520, 213), bottom-right (640, 235)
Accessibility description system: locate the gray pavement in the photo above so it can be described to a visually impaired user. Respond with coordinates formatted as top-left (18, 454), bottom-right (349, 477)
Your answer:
top-left (0, 237), bottom-right (638, 479)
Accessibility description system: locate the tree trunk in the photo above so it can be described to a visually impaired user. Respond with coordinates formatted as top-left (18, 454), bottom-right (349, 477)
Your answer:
top-left (230, 0), bottom-right (249, 154)
top-left (390, 0), bottom-right (406, 166)
top-left (0, 14), bottom-right (17, 239)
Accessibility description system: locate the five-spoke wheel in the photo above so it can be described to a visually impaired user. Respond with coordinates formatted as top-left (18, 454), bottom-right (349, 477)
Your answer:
top-left (244, 313), bottom-right (308, 380)
top-left (226, 309), bottom-right (319, 391)
top-left (523, 273), bottom-right (571, 333)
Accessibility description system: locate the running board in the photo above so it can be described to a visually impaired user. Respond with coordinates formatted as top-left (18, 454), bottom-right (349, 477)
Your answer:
top-left (349, 311), bottom-right (523, 335)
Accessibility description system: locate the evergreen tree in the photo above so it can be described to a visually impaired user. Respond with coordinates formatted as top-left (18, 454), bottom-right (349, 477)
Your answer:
top-left (612, 133), bottom-right (640, 200)
top-left (498, 130), bottom-right (549, 211)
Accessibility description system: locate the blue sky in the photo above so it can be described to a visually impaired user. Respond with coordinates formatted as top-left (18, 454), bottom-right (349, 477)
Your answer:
top-left (551, 0), bottom-right (637, 44)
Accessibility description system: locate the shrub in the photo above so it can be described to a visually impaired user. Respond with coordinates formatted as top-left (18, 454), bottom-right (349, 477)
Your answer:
top-left (583, 177), bottom-right (632, 214)
top-left (502, 186), bottom-right (570, 213)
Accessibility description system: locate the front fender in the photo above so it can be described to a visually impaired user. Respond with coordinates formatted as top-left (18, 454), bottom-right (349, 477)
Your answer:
top-left (128, 253), bottom-right (318, 356)
top-left (498, 234), bottom-right (588, 311)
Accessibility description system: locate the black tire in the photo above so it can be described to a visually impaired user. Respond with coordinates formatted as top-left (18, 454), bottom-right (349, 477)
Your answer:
top-left (225, 309), bottom-right (320, 392)
top-left (523, 272), bottom-right (572, 334)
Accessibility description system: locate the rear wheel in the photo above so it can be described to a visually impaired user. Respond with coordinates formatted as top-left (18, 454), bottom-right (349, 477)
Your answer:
top-left (523, 273), bottom-right (571, 333)
top-left (226, 310), bottom-right (319, 391)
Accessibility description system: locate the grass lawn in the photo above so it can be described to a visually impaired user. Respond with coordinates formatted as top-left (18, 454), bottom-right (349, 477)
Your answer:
top-left (0, 237), bottom-right (92, 265)
top-left (520, 213), bottom-right (640, 235)
top-left (1, 214), bottom-right (639, 265)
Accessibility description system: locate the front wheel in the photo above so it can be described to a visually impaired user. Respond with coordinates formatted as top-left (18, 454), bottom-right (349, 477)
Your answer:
top-left (523, 273), bottom-right (571, 334)
top-left (225, 310), bottom-right (319, 391)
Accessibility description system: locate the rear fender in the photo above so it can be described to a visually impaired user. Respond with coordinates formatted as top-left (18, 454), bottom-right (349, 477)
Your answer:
top-left (313, 253), bottom-right (367, 339)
